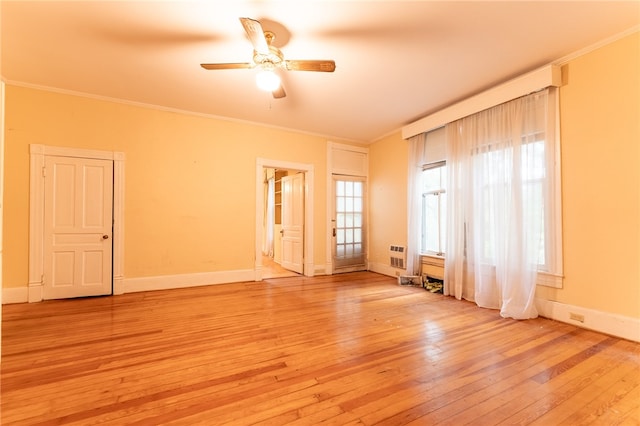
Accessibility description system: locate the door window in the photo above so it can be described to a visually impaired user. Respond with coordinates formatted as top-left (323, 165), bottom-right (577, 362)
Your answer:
top-left (333, 177), bottom-right (366, 271)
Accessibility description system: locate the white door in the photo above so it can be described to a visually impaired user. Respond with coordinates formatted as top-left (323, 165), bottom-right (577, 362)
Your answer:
top-left (43, 156), bottom-right (113, 299)
top-left (332, 176), bottom-right (366, 273)
top-left (280, 173), bottom-right (304, 274)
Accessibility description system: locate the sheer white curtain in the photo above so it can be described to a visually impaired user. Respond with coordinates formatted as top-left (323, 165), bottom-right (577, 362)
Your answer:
top-left (407, 133), bottom-right (427, 275)
top-left (263, 177), bottom-right (275, 257)
top-left (445, 89), bottom-right (550, 319)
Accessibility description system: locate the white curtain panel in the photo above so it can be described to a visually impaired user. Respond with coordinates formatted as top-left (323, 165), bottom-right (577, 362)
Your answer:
top-left (406, 132), bottom-right (427, 275)
top-left (445, 89), bottom-right (550, 319)
top-left (263, 177), bottom-right (275, 257)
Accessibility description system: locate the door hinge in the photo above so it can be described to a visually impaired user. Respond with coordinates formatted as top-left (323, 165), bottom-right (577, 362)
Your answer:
top-left (42, 166), bottom-right (46, 177)
top-left (41, 274), bottom-right (44, 284)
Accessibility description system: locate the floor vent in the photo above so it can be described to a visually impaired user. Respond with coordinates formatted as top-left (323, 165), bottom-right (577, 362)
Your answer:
top-left (389, 245), bottom-right (406, 269)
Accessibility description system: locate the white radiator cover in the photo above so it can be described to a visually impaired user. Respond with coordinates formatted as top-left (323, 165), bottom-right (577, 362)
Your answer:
top-left (389, 245), bottom-right (406, 269)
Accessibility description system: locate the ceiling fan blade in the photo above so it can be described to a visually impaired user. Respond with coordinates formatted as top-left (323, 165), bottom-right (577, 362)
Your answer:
top-left (201, 63), bottom-right (254, 70)
top-left (240, 17), bottom-right (269, 55)
top-left (284, 60), bottom-right (336, 72)
top-left (272, 85), bottom-right (286, 99)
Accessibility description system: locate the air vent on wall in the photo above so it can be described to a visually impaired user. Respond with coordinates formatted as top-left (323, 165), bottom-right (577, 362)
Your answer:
top-left (389, 245), bottom-right (406, 269)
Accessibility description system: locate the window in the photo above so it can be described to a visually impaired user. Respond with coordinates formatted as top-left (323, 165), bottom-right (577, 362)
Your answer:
top-left (407, 126), bottom-right (446, 275)
top-left (446, 87), bottom-right (563, 306)
top-left (475, 137), bottom-right (547, 268)
top-left (335, 178), bottom-right (365, 263)
top-left (421, 162), bottom-right (447, 255)
top-left (408, 83), bottom-right (562, 319)
top-left (470, 133), bottom-right (558, 281)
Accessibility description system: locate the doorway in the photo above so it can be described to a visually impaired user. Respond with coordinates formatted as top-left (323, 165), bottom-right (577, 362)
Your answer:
top-left (261, 168), bottom-right (303, 278)
top-left (255, 158), bottom-right (314, 280)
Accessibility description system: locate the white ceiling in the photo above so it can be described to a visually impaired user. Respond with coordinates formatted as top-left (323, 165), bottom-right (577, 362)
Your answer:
top-left (2, 1), bottom-right (639, 143)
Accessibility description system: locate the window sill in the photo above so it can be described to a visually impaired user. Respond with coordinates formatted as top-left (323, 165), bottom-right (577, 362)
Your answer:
top-left (420, 253), bottom-right (445, 261)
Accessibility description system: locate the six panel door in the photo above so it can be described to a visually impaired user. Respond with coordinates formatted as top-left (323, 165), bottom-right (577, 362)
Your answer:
top-left (43, 156), bottom-right (114, 299)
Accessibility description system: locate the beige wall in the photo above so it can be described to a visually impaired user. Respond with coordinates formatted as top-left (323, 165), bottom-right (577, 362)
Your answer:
top-left (368, 131), bottom-right (407, 266)
top-left (3, 86), bottom-right (347, 288)
top-left (368, 32), bottom-right (640, 319)
top-left (536, 32), bottom-right (639, 318)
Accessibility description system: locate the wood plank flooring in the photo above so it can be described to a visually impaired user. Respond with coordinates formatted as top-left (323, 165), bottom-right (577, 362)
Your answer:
top-left (261, 256), bottom-right (299, 279)
top-left (2, 272), bottom-right (639, 425)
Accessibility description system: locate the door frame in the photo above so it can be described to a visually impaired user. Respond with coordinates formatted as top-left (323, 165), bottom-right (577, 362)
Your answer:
top-left (255, 158), bottom-right (314, 280)
top-left (29, 144), bottom-right (125, 302)
top-left (326, 142), bottom-right (369, 275)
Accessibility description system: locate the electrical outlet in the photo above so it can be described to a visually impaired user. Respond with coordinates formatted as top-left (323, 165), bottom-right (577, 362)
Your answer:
top-left (395, 270), bottom-right (400, 277)
top-left (569, 312), bottom-right (585, 323)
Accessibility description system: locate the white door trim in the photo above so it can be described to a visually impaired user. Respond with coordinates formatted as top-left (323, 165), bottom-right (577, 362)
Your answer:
top-left (29, 144), bottom-right (125, 302)
top-left (255, 158), bottom-right (314, 280)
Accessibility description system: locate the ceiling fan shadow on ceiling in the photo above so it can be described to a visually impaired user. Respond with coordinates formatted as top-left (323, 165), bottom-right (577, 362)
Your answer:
top-left (200, 17), bottom-right (336, 99)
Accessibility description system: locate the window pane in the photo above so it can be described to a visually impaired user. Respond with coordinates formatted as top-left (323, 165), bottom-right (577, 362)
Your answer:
top-left (524, 180), bottom-right (545, 265)
top-left (337, 229), bottom-right (345, 244)
top-left (346, 213), bottom-right (353, 227)
top-left (354, 213), bottom-right (362, 227)
top-left (336, 181), bottom-right (345, 196)
top-left (421, 163), bottom-right (447, 254)
top-left (345, 181), bottom-right (353, 196)
top-left (337, 197), bottom-right (345, 212)
top-left (423, 194), bottom-right (439, 252)
top-left (354, 228), bottom-right (362, 243)
top-left (354, 182), bottom-right (363, 196)
top-left (522, 141), bottom-right (546, 180)
top-left (354, 197), bottom-right (362, 212)
top-left (423, 167), bottom-right (445, 192)
top-left (439, 192), bottom-right (447, 251)
top-left (345, 197), bottom-right (353, 212)
top-left (337, 213), bottom-right (345, 228)
top-left (346, 229), bottom-right (353, 243)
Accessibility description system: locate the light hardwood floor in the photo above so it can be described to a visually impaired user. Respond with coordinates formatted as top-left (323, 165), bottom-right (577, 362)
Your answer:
top-left (262, 255), bottom-right (299, 279)
top-left (2, 272), bottom-right (639, 425)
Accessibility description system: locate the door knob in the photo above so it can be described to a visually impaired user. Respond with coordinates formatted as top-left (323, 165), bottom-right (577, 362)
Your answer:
top-left (102, 235), bottom-right (109, 240)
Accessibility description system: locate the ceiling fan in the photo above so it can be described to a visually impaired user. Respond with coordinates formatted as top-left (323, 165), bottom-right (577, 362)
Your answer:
top-left (201, 18), bottom-right (336, 99)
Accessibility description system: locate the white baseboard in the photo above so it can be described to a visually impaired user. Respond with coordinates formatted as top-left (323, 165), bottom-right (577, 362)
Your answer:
top-left (123, 269), bottom-right (255, 293)
top-left (3, 269), bottom-right (260, 303)
top-left (536, 298), bottom-right (640, 342)
top-left (2, 287), bottom-right (28, 304)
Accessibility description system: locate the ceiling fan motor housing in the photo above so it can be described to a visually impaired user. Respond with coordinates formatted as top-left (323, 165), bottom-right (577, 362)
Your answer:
top-left (253, 32), bottom-right (284, 68)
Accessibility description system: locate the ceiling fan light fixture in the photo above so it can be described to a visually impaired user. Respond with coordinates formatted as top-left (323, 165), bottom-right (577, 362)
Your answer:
top-left (200, 18), bottom-right (336, 99)
top-left (256, 69), bottom-right (281, 92)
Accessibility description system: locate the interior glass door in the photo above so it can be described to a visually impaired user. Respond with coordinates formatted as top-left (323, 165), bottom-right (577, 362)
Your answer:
top-left (333, 176), bottom-right (366, 272)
